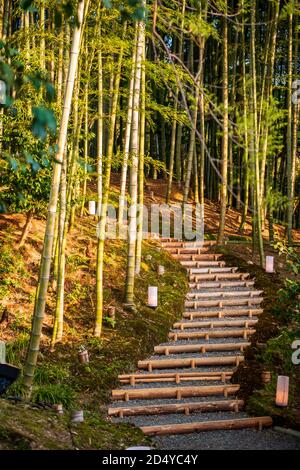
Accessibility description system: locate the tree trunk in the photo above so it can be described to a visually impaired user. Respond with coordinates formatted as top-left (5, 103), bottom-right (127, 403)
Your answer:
top-left (94, 23), bottom-right (127, 336)
top-left (118, 26), bottom-right (137, 229)
top-left (17, 210), bottom-right (34, 249)
top-left (125, 17), bottom-right (145, 304)
top-left (250, 1), bottom-right (265, 266)
top-left (217, 9), bottom-right (229, 244)
top-left (23, 0), bottom-right (87, 390)
top-left (135, 33), bottom-right (146, 275)
top-left (287, 12), bottom-right (293, 244)
top-left (51, 156), bottom-right (67, 348)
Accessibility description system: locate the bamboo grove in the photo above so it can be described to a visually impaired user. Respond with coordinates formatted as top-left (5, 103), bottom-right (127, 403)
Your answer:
top-left (0, 0), bottom-right (299, 387)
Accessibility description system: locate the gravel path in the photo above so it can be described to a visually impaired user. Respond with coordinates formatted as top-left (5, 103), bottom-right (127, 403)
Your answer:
top-left (155, 428), bottom-right (300, 450)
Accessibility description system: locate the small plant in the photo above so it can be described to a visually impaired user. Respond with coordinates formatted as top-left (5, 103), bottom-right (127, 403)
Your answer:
top-left (273, 279), bottom-right (300, 323)
top-left (104, 316), bottom-right (116, 329)
top-left (67, 282), bottom-right (88, 305)
top-left (33, 363), bottom-right (70, 386)
top-left (66, 253), bottom-right (89, 271)
top-left (32, 384), bottom-right (77, 409)
top-left (6, 333), bottom-right (30, 366)
top-left (261, 329), bottom-right (300, 374)
top-left (272, 241), bottom-right (300, 275)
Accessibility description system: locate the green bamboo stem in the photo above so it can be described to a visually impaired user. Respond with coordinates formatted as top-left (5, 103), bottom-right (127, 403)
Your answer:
top-left (23, 0), bottom-right (87, 390)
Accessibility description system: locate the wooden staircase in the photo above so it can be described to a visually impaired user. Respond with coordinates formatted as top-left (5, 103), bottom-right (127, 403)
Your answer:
top-left (108, 238), bottom-right (272, 436)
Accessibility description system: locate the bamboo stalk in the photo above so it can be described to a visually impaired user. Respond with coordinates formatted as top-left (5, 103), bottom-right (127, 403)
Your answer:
top-left (108, 399), bottom-right (244, 417)
top-left (112, 384), bottom-right (240, 401)
top-left (138, 355), bottom-right (244, 370)
top-left (23, 0), bottom-right (87, 389)
top-left (141, 417), bottom-right (273, 436)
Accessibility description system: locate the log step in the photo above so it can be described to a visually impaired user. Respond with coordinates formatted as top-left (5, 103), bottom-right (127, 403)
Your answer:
top-left (161, 241), bottom-right (216, 248)
top-left (184, 298), bottom-right (263, 309)
top-left (140, 416), bottom-right (273, 436)
top-left (181, 261), bottom-right (226, 268)
top-left (118, 371), bottom-right (233, 385)
top-left (189, 267), bottom-right (239, 274)
top-left (138, 355), bottom-right (244, 370)
top-left (165, 247), bottom-right (212, 255)
top-left (189, 281), bottom-right (255, 289)
top-left (183, 308), bottom-right (264, 320)
top-left (190, 273), bottom-right (250, 281)
top-left (173, 254), bottom-right (223, 261)
top-left (108, 399), bottom-right (244, 417)
top-left (155, 342), bottom-right (250, 355)
top-left (187, 290), bottom-right (262, 299)
top-left (112, 384), bottom-right (240, 401)
top-left (169, 329), bottom-right (255, 341)
top-left (173, 319), bottom-right (258, 330)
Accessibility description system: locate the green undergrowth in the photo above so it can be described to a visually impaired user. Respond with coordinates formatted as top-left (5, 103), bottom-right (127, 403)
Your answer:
top-left (0, 217), bottom-right (188, 449)
top-left (217, 245), bottom-right (300, 430)
top-left (0, 399), bottom-right (150, 450)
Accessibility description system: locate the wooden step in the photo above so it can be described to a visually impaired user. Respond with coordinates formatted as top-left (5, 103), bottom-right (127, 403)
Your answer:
top-left (112, 384), bottom-right (240, 401)
top-left (183, 307), bottom-right (263, 320)
top-left (169, 329), bottom-right (255, 341)
top-left (187, 290), bottom-right (262, 299)
top-left (190, 273), bottom-right (250, 281)
top-left (140, 416), bottom-right (273, 436)
top-left (118, 371), bottom-right (233, 385)
top-left (108, 399), bottom-right (244, 417)
top-left (181, 261), bottom-right (225, 268)
top-left (189, 281), bottom-right (255, 289)
top-left (154, 342), bottom-right (250, 356)
top-left (167, 248), bottom-right (214, 256)
top-left (162, 241), bottom-right (216, 248)
top-left (184, 297), bottom-right (263, 309)
top-left (138, 355), bottom-right (244, 371)
top-left (173, 254), bottom-right (223, 261)
top-left (189, 267), bottom-right (239, 275)
top-left (173, 319), bottom-right (258, 330)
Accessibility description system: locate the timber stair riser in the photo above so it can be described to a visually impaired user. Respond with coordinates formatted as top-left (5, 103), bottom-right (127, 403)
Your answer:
top-left (186, 290), bottom-right (263, 299)
top-left (173, 319), bottom-right (258, 330)
top-left (174, 254), bottom-right (223, 261)
top-left (108, 400), bottom-right (244, 417)
top-left (138, 355), bottom-right (244, 371)
top-left (166, 248), bottom-right (213, 255)
top-left (154, 342), bottom-right (251, 355)
top-left (169, 329), bottom-right (255, 341)
top-left (189, 281), bottom-right (255, 289)
top-left (161, 241), bottom-right (216, 248)
top-left (141, 417), bottom-right (273, 436)
top-left (182, 308), bottom-right (263, 320)
top-left (189, 267), bottom-right (239, 274)
top-left (112, 385), bottom-right (240, 401)
top-left (181, 261), bottom-right (226, 268)
top-left (184, 298), bottom-right (263, 309)
top-left (118, 371), bottom-right (233, 385)
top-left (189, 273), bottom-right (250, 281)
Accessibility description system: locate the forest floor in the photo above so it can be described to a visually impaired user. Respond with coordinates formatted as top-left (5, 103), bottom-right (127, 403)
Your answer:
top-left (0, 177), bottom-right (299, 448)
